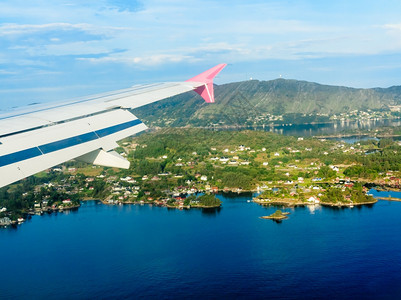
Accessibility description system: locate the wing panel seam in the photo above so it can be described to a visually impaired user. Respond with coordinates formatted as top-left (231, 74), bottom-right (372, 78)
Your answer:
top-left (0, 119), bottom-right (143, 168)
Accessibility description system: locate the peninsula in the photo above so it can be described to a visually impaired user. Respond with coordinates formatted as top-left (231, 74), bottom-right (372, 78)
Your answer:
top-left (1, 128), bottom-right (399, 224)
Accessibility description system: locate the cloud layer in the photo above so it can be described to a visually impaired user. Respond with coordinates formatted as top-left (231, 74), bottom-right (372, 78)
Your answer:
top-left (1, 0), bottom-right (401, 108)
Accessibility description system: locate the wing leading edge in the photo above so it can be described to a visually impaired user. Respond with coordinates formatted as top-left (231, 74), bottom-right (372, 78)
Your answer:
top-left (0, 64), bottom-right (226, 188)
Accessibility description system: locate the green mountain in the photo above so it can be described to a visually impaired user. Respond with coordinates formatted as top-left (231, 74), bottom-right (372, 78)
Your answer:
top-left (133, 79), bottom-right (401, 127)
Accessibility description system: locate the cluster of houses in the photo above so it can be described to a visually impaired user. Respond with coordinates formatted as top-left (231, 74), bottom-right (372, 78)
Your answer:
top-left (0, 217), bottom-right (12, 226)
top-left (331, 109), bottom-right (390, 121)
top-left (8, 137), bottom-right (381, 213)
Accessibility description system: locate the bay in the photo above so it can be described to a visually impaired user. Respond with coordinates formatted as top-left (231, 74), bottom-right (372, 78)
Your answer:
top-left (1, 192), bottom-right (401, 299)
top-left (231, 118), bottom-right (401, 137)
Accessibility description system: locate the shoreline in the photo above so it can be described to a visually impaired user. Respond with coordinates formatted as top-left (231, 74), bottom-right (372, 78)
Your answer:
top-left (191, 117), bottom-right (401, 131)
top-left (376, 197), bottom-right (401, 202)
top-left (254, 197), bottom-right (378, 207)
top-left (1, 183), bottom-right (398, 229)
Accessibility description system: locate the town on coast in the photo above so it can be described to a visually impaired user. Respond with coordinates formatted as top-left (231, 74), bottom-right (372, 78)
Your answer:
top-left (2, 128), bottom-right (401, 227)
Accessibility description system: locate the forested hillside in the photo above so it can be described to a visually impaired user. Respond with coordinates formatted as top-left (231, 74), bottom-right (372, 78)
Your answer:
top-left (133, 79), bottom-right (401, 127)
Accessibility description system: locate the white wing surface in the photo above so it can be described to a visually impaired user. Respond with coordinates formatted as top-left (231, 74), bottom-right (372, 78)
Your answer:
top-left (0, 64), bottom-right (226, 188)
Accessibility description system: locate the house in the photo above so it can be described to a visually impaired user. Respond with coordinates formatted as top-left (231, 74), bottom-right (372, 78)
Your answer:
top-left (330, 165), bottom-right (340, 172)
top-left (200, 175), bottom-right (208, 181)
top-left (307, 196), bottom-right (320, 204)
top-left (120, 176), bottom-right (133, 182)
top-left (0, 217), bottom-right (11, 226)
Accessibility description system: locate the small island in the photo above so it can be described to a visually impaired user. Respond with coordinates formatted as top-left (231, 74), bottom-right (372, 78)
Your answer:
top-left (260, 210), bottom-right (289, 221)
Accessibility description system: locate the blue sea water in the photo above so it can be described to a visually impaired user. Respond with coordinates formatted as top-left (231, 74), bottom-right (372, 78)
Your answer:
top-left (1, 192), bottom-right (401, 299)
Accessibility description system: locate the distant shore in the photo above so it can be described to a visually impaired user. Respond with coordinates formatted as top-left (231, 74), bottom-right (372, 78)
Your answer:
top-left (254, 197), bottom-right (378, 208)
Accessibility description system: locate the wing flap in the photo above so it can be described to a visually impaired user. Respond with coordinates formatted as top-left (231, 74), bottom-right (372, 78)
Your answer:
top-left (0, 109), bottom-right (147, 187)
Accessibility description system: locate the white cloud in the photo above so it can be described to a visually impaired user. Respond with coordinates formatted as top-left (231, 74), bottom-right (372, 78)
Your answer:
top-left (1, 0), bottom-right (401, 100)
top-left (0, 22), bottom-right (130, 37)
top-left (78, 53), bottom-right (197, 66)
top-left (0, 69), bottom-right (18, 75)
top-left (382, 24), bottom-right (401, 31)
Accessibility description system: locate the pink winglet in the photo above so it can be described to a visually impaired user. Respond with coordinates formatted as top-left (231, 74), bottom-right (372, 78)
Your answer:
top-left (186, 63), bottom-right (227, 103)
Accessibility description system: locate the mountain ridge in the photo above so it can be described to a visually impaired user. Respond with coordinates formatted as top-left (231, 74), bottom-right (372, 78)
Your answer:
top-left (133, 78), bottom-right (401, 127)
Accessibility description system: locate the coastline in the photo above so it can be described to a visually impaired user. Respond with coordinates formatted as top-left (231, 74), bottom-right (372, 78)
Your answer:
top-left (376, 197), bottom-right (401, 202)
top-left (254, 197), bottom-right (378, 207)
top-left (3, 174), bottom-right (401, 229)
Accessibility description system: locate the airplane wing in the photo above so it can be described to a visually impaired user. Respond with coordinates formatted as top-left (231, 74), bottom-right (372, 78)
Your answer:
top-left (0, 63), bottom-right (226, 188)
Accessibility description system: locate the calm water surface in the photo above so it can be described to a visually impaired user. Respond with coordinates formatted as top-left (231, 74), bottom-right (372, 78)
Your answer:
top-left (252, 118), bottom-right (401, 136)
top-left (1, 192), bottom-right (401, 299)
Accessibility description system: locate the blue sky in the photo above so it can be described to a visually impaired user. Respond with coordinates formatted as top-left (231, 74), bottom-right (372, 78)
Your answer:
top-left (1, 0), bottom-right (401, 109)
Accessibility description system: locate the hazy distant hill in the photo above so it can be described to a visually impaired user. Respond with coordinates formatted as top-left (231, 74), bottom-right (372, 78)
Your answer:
top-left (133, 79), bottom-right (401, 127)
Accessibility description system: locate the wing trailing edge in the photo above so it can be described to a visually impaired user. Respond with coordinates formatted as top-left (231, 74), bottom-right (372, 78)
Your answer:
top-left (76, 149), bottom-right (130, 169)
